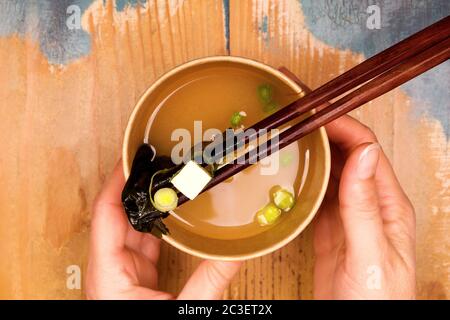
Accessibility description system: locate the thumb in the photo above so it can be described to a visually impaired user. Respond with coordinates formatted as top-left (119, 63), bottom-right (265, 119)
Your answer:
top-left (178, 260), bottom-right (242, 300)
top-left (339, 143), bottom-right (386, 260)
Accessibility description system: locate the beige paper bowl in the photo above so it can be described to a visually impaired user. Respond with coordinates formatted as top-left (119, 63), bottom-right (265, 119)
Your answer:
top-left (123, 56), bottom-right (330, 261)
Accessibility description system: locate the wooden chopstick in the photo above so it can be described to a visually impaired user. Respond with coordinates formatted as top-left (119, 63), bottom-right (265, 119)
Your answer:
top-left (176, 27), bottom-right (450, 206)
top-left (205, 15), bottom-right (450, 164)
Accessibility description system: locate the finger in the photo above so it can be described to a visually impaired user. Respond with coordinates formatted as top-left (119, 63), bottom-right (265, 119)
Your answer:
top-left (127, 250), bottom-right (160, 289)
top-left (138, 234), bottom-right (162, 263)
top-left (122, 287), bottom-right (174, 300)
top-left (126, 231), bottom-right (161, 264)
top-left (314, 196), bottom-right (344, 256)
top-left (326, 115), bottom-right (413, 221)
top-left (96, 160), bottom-right (126, 207)
top-left (89, 285), bottom-right (174, 300)
top-left (178, 260), bottom-right (242, 300)
top-left (90, 161), bottom-right (128, 256)
top-left (313, 252), bottom-right (338, 300)
top-left (326, 143), bottom-right (346, 199)
top-left (325, 115), bottom-right (378, 155)
top-left (331, 143), bottom-right (345, 178)
top-left (339, 143), bottom-right (387, 261)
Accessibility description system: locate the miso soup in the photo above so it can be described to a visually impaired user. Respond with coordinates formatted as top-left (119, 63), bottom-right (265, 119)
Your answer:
top-left (145, 64), bottom-right (313, 240)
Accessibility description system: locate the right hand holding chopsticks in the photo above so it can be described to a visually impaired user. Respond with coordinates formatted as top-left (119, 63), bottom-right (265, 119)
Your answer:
top-left (314, 115), bottom-right (416, 299)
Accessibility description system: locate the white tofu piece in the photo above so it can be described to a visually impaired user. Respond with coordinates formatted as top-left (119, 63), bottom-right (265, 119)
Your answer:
top-left (171, 161), bottom-right (212, 200)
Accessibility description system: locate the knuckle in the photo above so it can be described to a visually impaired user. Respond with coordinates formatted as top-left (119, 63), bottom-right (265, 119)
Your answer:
top-left (206, 263), bottom-right (229, 289)
top-left (344, 188), bottom-right (379, 213)
top-left (361, 126), bottom-right (378, 143)
top-left (341, 194), bottom-right (380, 221)
top-left (348, 206), bottom-right (380, 222)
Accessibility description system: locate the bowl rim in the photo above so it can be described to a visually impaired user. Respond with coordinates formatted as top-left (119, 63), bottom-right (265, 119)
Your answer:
top-left (123, 55), bottom-right (331, 261)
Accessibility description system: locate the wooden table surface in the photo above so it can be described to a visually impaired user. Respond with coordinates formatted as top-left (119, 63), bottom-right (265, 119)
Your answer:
top-left (0, 0), bottom-right (448, 299)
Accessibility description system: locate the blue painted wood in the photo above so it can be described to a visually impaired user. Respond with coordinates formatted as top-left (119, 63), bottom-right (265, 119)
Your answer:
top-left (223, 0), bottom-right (230, 54)
top-left (299, 0), bottom-right (450, 135)
top-left (0, 0), bottom-right (148, 64)
top-left (1, 0), bottom-right (448, 133)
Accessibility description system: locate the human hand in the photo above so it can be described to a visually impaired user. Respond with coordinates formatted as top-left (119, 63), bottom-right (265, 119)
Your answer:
top-left (314, 115), bottom-right (416, 299)
top-left (86, 163), bottom-right (242, 300)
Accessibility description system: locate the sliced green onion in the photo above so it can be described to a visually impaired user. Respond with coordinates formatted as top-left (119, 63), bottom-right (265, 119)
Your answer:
top-left (280, 152), bottom-right (294, 167)
top-left (273, 189), bottom-right (295, 212)
top-left (149, 168), bottom-right (178, 212)
top-left (256, 203), bottom-right (282, 226)
top-left (153, 188), bottom-right (178, 212)
top-left (230, 111), bottom-right (246, 128)
top-left (257, 84), bottom-right (273, 104)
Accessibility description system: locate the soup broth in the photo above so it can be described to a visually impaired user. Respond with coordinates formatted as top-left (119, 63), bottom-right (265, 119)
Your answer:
top-left (146, 65), bottom-right (313, 240)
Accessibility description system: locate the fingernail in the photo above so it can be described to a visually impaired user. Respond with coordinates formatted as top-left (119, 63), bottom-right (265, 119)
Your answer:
top-left (357, 143), bottom-right (380, 180)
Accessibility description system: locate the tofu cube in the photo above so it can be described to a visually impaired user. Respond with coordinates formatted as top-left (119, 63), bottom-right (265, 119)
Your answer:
top-left (171, 161), bottom-right (212, 200)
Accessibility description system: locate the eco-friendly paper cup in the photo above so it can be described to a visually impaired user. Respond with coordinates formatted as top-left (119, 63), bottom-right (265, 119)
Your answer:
top-left (123, 56), bottom-right (330, 260)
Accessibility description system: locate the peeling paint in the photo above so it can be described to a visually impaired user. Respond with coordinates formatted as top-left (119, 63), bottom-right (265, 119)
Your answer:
top-left (299, 0), bottom-right (450, 136)
top-left (0, 0), bottom-right (94, 65)
top-left (223, 0), bottom-right (230, 53)
top-left (254, 0), bottom-right (271, 47)
top-left (258, 15), bottom-right (269, 46)
top-left (0, 0), bottom-right (152, 65)
top-left (113, 0), bottom-right (145, 12)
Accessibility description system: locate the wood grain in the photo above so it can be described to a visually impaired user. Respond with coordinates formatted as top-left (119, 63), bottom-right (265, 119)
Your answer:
top-left (0, 0), bottom-right (448, 299)
top-left (229, 0), bottom-right (449, 299)
top-left (0, 0), bottom-right (226, 299)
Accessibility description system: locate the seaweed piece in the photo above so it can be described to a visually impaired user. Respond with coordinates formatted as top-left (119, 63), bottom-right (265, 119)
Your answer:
top-left (121, 144), bottom-right (178, 237)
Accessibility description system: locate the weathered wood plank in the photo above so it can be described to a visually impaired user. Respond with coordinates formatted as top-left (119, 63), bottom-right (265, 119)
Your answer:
top-left (0, 0), bottom-right (227, 299)
top-left (229, 0), bottom-right (449, 299)
top-left (0, 0), bottom-right (448, 300)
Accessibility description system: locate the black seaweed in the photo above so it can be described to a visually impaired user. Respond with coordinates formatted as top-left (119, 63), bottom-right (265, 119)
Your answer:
top-left (121, 144), bottom-right (178, 238)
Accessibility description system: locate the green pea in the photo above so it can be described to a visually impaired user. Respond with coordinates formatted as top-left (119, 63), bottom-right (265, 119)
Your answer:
top-left (273, 189), bottom-right (295, 212)
top-left (153, 188), bottom-right (178, 212)
top-left (258, 84), bottom-right (273, 104)
top-left (256, 203), bottom-right (282, 226)
top-left (230, 111), bottom-right (246, 128)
